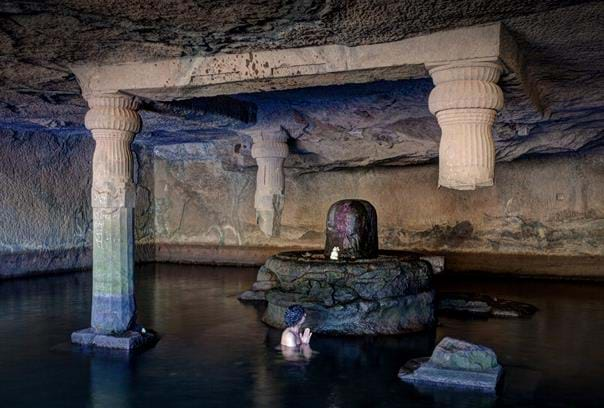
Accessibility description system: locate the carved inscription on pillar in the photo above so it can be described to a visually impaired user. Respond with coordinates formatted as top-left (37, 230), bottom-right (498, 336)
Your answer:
top-left (428, 62), bottom-right (504, 190)
top-left (250, 130), bottom-right (289, 237)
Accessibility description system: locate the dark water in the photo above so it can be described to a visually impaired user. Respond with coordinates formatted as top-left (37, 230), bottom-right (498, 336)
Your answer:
top-left (1, 264), bottom-right (603, 407)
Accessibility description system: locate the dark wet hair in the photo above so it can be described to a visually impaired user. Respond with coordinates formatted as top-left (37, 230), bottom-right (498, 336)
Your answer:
top-left (284, 304), bottom-right (305, 327)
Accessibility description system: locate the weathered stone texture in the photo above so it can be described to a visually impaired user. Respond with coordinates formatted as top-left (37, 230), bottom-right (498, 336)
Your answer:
top-left (0, 129), bottom-right (155, 278)
top-left (430, 337), bottom-right (499, 371)
top-left (151, 148), bottom-right (603, 266)
top-left (260, 252), bottom-right (435, 335)
top-left (1, 2), bottom-right (603, 278)
top-left (399, 337), bottom-right (503, 391)
top-left (1, 3), bottom-right (603, 167)
top-left (1, 125), bottom-right (602, 279)
top-left (0, 129), bottom-right (93, 277)
top-left (86, 93), bottom-right (142, 335)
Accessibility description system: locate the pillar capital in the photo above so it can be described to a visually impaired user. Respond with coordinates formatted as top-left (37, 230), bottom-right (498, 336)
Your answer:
top-left (85, 93), bottom-right (141, 209)
top-left (250, 130), bottom-right (289, 160)
top-left (84, 93), bottom-right (141, 135)
top-left (427, 61), bottom-right (505, 190)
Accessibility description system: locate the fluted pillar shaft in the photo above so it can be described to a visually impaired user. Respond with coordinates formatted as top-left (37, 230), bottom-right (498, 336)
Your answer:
top-left (85, 94), bottom-right (141, 334)
top-left (251, 130), bottom-right (288, 237)
top-left (428, 62), bottom-right (504, 190)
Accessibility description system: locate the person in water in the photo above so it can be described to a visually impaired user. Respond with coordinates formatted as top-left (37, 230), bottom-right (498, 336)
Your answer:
top-left (280, 304), bottom-right (312, 348)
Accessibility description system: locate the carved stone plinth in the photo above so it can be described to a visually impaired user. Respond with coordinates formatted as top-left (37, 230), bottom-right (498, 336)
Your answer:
top-left (428, 62), bottom-right (504, 190)
top-left (72, 94), bottom-right (150, 347)
top-left (250, 130), bottom-right (288, 237)
top-left (258, 251), bottom-right (436, 335)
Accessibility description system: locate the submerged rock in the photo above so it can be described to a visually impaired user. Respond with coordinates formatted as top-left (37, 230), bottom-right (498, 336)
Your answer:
top-left (438, 292), bottom-right (538, 318)
top-left (238, 290), bottom-right (266, 302)
top-left (399, 337), bottom-right (503, 392)
top-left (430, 337), bottom-right (499, 371)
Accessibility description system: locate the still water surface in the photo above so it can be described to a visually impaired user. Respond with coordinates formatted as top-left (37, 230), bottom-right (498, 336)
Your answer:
top-left (1, 263), bottom-right (603, 407)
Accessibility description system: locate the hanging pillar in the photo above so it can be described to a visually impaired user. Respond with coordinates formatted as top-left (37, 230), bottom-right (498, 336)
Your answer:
top-left (72, 93), bottom-right (156, 350)
top-left (250, 130), bottom-right (289, 237)
top-left (428, 62), bottom-right (504, 190)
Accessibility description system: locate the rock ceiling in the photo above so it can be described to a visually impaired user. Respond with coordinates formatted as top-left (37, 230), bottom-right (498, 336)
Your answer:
top-left (0, 1), bottom-right (603, 170)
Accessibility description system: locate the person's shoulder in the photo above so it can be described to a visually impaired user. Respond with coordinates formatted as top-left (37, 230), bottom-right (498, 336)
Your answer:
top-left (282, 329), bottom-right (296, 340)
top-left (281, 329), bottom-right (297, 347)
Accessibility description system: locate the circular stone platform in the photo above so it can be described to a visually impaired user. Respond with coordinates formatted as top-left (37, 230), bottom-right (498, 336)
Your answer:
top-left (261, 251), bottom-right (435, 335)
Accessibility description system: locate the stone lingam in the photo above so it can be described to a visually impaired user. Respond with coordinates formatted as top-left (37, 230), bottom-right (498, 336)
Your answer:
top-left (240, 199), bottom-right (438, 335)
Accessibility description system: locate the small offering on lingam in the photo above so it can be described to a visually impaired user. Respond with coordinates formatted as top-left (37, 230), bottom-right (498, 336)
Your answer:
top-left (329, 246), bottom-right (340, 260)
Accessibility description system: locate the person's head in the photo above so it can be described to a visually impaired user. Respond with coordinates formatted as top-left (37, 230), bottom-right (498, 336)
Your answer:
top-left (284, 304), bottom-right (306, 328)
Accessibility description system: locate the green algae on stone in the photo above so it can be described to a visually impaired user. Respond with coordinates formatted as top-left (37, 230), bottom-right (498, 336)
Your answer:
top-left (430, 337), bottom-right (498, 371)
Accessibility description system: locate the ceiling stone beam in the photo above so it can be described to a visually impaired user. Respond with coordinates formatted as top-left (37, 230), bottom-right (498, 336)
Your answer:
top-left (72, 23), bottom-right (540, 114)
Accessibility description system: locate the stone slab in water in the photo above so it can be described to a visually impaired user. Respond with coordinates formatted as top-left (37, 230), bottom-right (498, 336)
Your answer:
top-left (238, 290), bottom-right (266, 301)
top-left (71, 328), bottom-right (157, 351)
top-left (261, 251), bottom-right (435, 335)
top-left (399, 337), bottom-right (502, 392)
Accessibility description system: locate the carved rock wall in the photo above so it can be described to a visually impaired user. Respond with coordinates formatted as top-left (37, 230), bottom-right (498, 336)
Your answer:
top-left (0, 129), bottom-right (93, 277)
top-left (0, 129), bottom-right (154, 278)
top-left (1, 127), bottom-right (602, 279)
top-left (151, 146), bottom-right (604, 276)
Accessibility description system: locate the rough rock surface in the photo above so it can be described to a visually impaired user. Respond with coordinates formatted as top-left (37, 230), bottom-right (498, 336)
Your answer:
top-left (438, 292), bottom-right (538, 318)
top-left (151, 149), bottom-right (604, 260)
top-left (399, 337), bottom-right (503, 391)
top-left (1, 1), bottom-right (603, 278)
top-left (0, 128), bottom-right (155, 277)
top-left (0, 128), bottom-right (92, 276)
top-left (0, 2), bottom-right (603, 168)
top-left (430, 337), bottom-right (499, 371)
top-left (260, 251), bottom-right (435, 335)
top-left (2, 129), bottom-right (602, 278)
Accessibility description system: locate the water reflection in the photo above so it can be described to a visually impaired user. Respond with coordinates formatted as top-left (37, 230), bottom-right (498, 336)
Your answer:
top-left (87, 350), bottom-right (135, 408)
top-left (277, 344), bottom-right (315, 362)
top-left (412, 384), bottom-right (497, 408)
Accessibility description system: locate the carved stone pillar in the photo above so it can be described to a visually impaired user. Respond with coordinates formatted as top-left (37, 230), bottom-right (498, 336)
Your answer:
top-left (428, 62), bottom-right (504, 190)
top-left (250, 130), bottom-right (288, 237)
top-left (72, 94), bottom-right (154, 349)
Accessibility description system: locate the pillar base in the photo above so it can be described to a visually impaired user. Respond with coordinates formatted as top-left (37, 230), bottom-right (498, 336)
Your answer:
top-left (71, 328), bottom-right (158, 351)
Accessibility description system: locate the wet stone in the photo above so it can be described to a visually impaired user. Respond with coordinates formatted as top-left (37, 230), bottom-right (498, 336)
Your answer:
top-left (237, 290), bottom-right (266, 301)
top-left (399, 337), bottom-right (503, 392)
top-left (430, 337), bottom-right (498, 370)
top-left (438, 292), bottom-right (538, 318)
top-left (71, 328), bottom-right (158, 351)
top-left (260, 251), bottom-right (435, 335)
